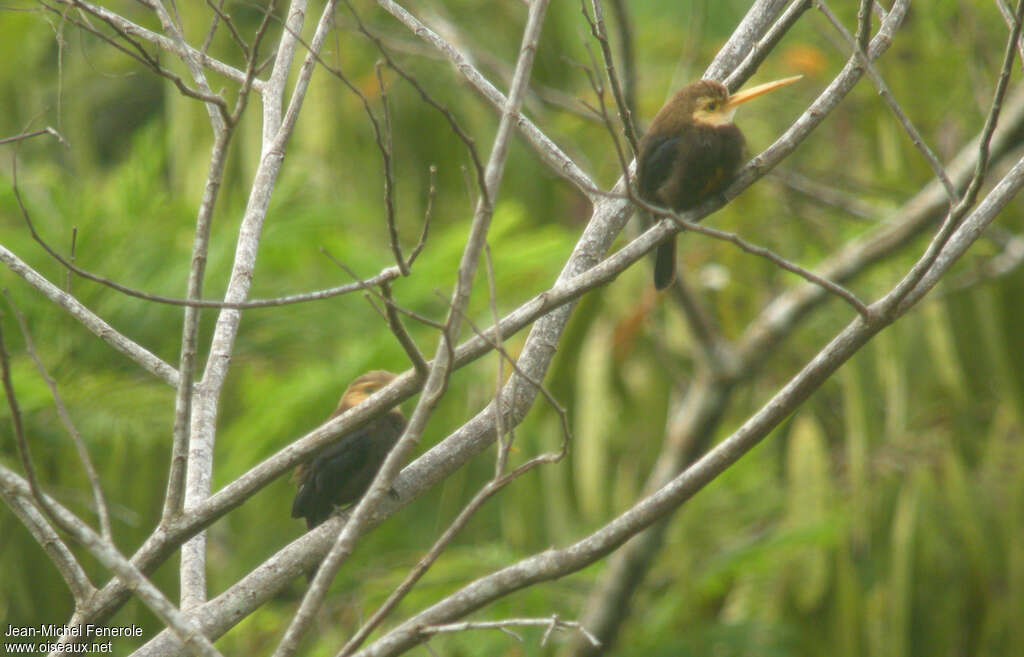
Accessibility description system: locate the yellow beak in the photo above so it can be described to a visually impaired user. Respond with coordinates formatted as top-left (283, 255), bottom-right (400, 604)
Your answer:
top-left (725, 75), bottom-right (803, 109)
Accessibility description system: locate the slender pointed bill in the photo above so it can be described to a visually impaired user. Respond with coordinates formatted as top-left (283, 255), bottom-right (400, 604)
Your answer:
top-left (726, 75), bottom-right (803, 109)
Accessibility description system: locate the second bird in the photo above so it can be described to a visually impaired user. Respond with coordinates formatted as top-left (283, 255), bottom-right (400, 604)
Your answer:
top-left (291, 370), bottom-right (405, 529)
top-left (637, 75), bottom-right (801, 290)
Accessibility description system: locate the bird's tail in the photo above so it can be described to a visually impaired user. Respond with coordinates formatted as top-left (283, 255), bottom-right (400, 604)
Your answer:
top-left (654, 239), bottom-right (676, 290)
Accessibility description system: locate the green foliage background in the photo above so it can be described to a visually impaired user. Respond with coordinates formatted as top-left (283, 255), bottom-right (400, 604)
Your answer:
top-left (2, 2), bottom-right (1023, 656)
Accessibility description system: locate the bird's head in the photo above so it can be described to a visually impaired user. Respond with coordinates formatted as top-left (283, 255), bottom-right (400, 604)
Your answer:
top-left (336, 370), bottom-right (397, 412)
top-left (675, 76), bottom-right (802, 128)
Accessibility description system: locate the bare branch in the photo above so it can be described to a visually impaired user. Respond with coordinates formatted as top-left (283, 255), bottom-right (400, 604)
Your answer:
top-left (0, 246), bottom-right (179, 386)
top-left (163, 0), bottom-right (271, 528)
top-left (0, 469), bottom-right (225, 657)
top-left (724, 0), bottom-right (812, 91)
top-left (856, 0), bottom-right (872, 51)
top-left (705, 0), bottom-right (790, 81)
top-left (0, 481), bottom-right (95, 604)
top-left (164, 128), bottom-right (234, 524)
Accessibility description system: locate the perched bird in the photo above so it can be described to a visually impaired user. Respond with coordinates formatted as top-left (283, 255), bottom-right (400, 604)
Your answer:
top-left (291, 370), bottom-right (405, 529)
top-left (637, 75), bottom-right (802, 289)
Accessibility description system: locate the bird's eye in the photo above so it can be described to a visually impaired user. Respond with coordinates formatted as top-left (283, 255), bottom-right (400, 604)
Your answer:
top-left (707, 101), bottom-right (719, 111)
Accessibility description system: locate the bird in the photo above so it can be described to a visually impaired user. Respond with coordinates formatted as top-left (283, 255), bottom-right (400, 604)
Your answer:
top-left (291, 370), bottom-right (405, 529)
top-left (637, 75), bottom-right (802, 289)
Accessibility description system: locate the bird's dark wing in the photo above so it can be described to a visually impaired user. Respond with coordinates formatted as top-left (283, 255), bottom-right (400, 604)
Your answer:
top-left (637, 134), bottom-right (680, 202)
top-left (648, 125), bottom-right (745, 210)
top-left (291, 415), bottom-right (403, 528)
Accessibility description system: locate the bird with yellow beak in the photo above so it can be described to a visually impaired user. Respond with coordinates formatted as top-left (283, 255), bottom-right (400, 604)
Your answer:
top-left (637, 75), bottom-right (802, 289)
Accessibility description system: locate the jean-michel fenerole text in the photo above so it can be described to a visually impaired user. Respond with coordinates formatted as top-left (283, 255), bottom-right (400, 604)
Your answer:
top-left (5, 624), bottom-right (143, 638)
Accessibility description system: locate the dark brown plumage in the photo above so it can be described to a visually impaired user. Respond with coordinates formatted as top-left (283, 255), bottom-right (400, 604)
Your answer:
top-left (637, 76), bottom-right (801, 289)
top-left (291, 370), bottom-right (404, 529)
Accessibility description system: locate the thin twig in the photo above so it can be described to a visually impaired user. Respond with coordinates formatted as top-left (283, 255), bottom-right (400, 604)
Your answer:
top-left (771, 167), bottom-right (884, 221)
top-left (418, 616), bottom-right (600, 648)
top-left (345, 0), bottom-right (489, 209)
top-left (382, 280), bottom-right (429, 378)
top-left (994, 0), bottom-right (1024, 66)
top-left (0, 314), bottom-right (38, 507)
top-left (374, 60), bottom-right (408, 275)
top-left (3, 290), bottom-right (113, 541)
top-left (320, 248), bottom-right (444, 330)
top-left (336, 445), bottom-right (566, 657)
top-left (374, 0), bottom-right (598, 199)
top-left (408, 165), bottom-right (436, 267)
top-left (443, 296), bottom-right (573, 450)
top-left (146, 0), bottom-right (232, 126)
top-left (0, 126), bottom-right (69, 146)
top-left (483, 245), bottom-right (511, 477)
top-left (876, 0), bottom-right (1024, 315)
top-left (566, 51), bottom-right (633, 193)
top-left (203, 0), bottom-right (249, 57)
top-left (43, 1), bottom-right (230, 113)
top-left (582, 0), bottom-right (639, 154)
top-left (606, 0), bottom-right (637, 120)
top-left (65, 226), bottom-right (77, 294)
top-left (816, 0), bottom-right (957, 203)
top-left (856, 0), bottom-right (872, 51)
top-left (630, 193), bottom-right (872, 317)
